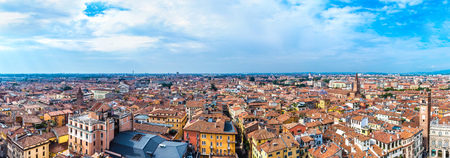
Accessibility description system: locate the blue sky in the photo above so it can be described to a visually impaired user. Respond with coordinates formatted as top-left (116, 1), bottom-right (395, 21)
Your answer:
top-left (0, 0), bottom-right (449, 73)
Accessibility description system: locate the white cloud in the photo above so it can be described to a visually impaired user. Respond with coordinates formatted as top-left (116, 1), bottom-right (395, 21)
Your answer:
top-left (0, 12), bottom-right (29, 27)
top-left (90, 35), bottom-right (159, 52)
top-left (379, 0), bottom-right (423, 8)
top-left (36, 35), bottom-right (159, 52)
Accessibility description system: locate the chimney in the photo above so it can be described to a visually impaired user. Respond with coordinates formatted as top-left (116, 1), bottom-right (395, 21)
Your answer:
top-left (396, 134), bottom-right (399, 139)
top-left (15, 135), bottom-right (17, 141)
top-left (390, 136), bottom-right (392, 142)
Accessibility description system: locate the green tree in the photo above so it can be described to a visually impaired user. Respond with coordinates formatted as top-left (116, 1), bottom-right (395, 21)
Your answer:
top-left (322, 79), bottom-right (332, 83)
top-left (380, 93), bottom-right (394, 98)
top-left (63, 86), bottom-right (73, 91)
top-left (210, 84), bottom-right (218, 91)
top-left (249, 76), bottom-right (255, 81)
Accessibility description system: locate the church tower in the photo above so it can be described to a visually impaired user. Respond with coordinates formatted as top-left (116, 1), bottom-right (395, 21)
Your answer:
top-left (419, 91), bottom-right (431, 151)
top-left (353, 73), bottom-right (360, 93)
top-left (76, 87), bottom-right (83, 106)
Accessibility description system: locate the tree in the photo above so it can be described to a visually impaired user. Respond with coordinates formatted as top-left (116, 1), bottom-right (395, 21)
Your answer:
top-left (63, 86), bottom-right (73, 91)
top-left (249, 76), bottom-right (255, 81)
top-left (161, 83), bottom-right (172, 88)
top-left (322, 79), bottom-right (332, 83)
top-left (210, 84), bottom-right (218, 91)
top-left (380, 93), bottom-right (394, 98)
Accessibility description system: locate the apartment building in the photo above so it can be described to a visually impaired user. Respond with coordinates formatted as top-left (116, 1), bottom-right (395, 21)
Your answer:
top-left (183, 119), bottom-right (237, 158)
top-left (67, 102), bottom-right (132, 155)
top-left (147, 109), bottom-right (187, 139)
top-left (5, 128), bottom-right (49, 158)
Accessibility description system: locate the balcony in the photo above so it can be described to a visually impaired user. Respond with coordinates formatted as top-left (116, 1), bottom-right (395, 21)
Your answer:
top-left (227, 140), bottom-right (237, 143)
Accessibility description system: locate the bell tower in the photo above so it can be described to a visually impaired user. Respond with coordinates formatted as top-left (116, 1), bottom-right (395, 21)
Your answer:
top-left (76, 87), bottom-right (83, 106)
top-left (353, 73), bottom-right (360, 94)
top-left (419, 91), bottom-right (431, 151)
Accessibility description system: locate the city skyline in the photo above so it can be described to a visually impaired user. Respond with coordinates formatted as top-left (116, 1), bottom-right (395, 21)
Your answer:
top-left (1, 0), bottom-right (449, 73)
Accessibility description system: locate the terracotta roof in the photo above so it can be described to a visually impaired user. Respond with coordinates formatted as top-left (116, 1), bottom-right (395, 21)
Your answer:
top-left (183, 119), bottom-right (237, 135)
top-left (53, 126), bottom-right (68, 136)
top-left (308, 143), bottom-right (342, 158)
top-left (371, 131), bottom-right (400, 144)
top-left (247, 128), bottom-right (276, 141)
top-left (133, 123), bottom-right (169, 134)
top-left (16, 135), bottom-right (48, 149)
top-left (186, 100), bottom-right (205, 108)
top-left (259, 132), bottom-right (299, 153)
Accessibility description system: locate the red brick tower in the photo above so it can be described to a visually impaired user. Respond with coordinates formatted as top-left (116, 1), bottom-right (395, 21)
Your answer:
top-left (419, 92), bottom-right (431, 151)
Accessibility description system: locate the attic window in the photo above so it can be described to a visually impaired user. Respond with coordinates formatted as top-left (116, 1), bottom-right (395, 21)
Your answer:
top-left (131, 134), bottom-right (144, 141)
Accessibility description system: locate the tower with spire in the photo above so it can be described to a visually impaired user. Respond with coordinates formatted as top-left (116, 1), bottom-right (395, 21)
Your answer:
top-left (353, 72), bottom-right (360, 93)
top-left (350, 73), bottom-right (360, 99)
top-left (76, 87), bottom-right (83, 106)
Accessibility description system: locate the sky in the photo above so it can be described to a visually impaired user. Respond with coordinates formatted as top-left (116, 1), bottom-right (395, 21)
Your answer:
top-left (0, 0), bottom-right (449, 74)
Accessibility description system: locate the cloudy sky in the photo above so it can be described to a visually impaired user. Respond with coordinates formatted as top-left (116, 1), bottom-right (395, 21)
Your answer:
top-left (0, 0), bottom-right (449, 73)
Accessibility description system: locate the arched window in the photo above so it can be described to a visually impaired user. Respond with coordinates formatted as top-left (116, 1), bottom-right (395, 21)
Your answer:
top-left (432, 149), bottom-right (436, 156)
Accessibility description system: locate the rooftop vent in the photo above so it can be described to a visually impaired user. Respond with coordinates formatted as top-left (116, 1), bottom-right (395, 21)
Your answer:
top-left (131, 134), bottom-right (144, 141)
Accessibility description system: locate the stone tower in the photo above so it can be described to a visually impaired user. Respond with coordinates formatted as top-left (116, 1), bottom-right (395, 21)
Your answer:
top-left (76, 87), bottom-right (83, 106)
top-left (419, 91), bottom-right (431, 151)
top-left (353, 73), bottom-right (360, 93)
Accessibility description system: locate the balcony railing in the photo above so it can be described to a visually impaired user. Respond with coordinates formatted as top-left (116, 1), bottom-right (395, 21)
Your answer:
top-left (227, 140), bottom-right (237, 143)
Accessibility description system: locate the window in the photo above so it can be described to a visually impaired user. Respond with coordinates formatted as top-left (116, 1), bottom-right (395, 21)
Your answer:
top-left (94, 134), bottom-right (96, 138)
top-left (202, 134), bottom-right (206, 138)
top-left (94, 141), bottom-right (96, 146)
top-left (101, 141), bottom-right (103, 146)
top-left (277, 152), bottom-right (280, 155)
top-left (211, 135), bottom-right (213, 139)
top-left (202, 148), bottom-right (206, 154)
top-left (101, 133), bottom-right (103, 139)
top-left (202, 141), bottom-right (206, 145)
top-left (220, 136), bottom-right (222, 140)
top-left (220, 142), bottom-right (222, 147)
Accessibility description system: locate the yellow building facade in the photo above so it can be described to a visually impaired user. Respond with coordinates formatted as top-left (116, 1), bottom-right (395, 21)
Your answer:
top-left (148, 109), bottom-right (188, 139)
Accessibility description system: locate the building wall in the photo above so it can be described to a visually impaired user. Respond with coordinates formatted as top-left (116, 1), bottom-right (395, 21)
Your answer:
top-left (198, 133), bottom-right (236, 157)
top-left (24, 143), bottom-right (50, 158)
top-left (261, 146), bottom-right (301, 158)
top-left (184, 130), bottom-right (200, 150)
